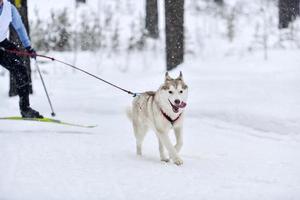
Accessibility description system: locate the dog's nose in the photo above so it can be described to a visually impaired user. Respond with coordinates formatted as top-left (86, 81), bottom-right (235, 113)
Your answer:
top-left (174, 99), bottom-right (181, 105)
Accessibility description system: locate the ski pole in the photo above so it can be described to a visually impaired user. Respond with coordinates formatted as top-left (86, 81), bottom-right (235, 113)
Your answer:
top-left (34, 59), bottom-right (56, 117)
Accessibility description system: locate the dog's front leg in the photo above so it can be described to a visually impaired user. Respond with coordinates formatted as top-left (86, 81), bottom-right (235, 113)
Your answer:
top-left (174, 127), bottom-right (183, 153)
top-left (158, 139), bottom-right (169, 162)
top-left (156, 131), bottom-right (183, 165)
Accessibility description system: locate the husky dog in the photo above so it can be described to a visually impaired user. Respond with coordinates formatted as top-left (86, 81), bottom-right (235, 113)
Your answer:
top-left (127, 72), bottom-right (188, 165)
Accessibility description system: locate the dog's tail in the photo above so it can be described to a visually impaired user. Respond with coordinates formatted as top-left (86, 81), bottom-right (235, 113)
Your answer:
top-left (126, 107), bottom-right (133, 121)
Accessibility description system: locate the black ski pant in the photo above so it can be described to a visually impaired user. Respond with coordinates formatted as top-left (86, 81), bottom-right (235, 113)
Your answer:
top-left (0, 39), bottom-right (31, 109)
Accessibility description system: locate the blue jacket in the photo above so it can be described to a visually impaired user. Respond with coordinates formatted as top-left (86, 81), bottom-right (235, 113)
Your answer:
top-left (0, 2), bottom-right (31, 48)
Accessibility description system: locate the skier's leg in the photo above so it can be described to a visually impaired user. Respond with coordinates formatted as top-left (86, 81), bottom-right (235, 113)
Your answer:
top-left (0, 40), bottom-right (43, 118)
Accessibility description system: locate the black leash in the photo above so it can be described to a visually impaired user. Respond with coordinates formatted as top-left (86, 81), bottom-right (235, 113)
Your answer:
top-left (0, 47), bottom-right (139, 97)
top-left (53, 58), bottom-right (139, 97)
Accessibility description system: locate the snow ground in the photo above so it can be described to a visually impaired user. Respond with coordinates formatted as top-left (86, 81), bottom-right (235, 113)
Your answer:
top-left (0, 49), bottom-right (300, 200)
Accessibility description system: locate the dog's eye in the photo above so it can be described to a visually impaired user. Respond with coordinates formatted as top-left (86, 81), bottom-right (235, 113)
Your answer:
top-left (169, 91), bottom-right (173, 94)
top-left (179, 90), bottom-right (183, 94)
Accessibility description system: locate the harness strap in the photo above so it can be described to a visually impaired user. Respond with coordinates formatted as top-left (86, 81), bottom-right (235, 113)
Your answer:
top-left (160, 109), bottom-right (182, 125)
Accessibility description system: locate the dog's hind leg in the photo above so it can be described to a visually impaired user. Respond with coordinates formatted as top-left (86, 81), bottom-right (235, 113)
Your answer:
top-left (133, 122), bottom-right (147, 156)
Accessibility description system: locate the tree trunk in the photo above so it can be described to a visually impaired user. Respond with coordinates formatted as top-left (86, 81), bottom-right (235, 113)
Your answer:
top-left (279, 0), bottom-right (300, 29)
top-left (145, 0), bottom-right (159, 38)
top-left (165, 0), bottom-right (185, 71)
top-left (214, 0), bottom-right (224, 6)
top-left (9, 0), bottom-right (32, 97)
top-left (76, 0), bottom-right (86, 3)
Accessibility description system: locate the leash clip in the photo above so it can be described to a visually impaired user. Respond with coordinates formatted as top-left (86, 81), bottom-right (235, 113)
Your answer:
top-left (132, 93), bottom-right (141, 97)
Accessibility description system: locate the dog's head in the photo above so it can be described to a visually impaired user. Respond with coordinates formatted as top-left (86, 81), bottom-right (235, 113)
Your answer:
top-left (157, 71), bottom-right (188, 113)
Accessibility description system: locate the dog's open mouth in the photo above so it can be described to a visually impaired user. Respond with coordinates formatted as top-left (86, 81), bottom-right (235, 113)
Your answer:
top-left (168, 100), bottom-right (187, 113)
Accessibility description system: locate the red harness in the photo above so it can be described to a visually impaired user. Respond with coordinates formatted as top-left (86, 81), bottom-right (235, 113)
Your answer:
top-left (160, 109), bottom-right (182, 125)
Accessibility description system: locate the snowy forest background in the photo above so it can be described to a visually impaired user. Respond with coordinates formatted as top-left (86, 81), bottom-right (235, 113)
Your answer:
top-left (30, 0), bottom-right (300, 58)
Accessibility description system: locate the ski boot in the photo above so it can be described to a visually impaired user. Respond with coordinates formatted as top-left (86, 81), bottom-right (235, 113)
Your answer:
top-left (21, 107), bottom-right (43, 118)
top-left (19, 95), bottom-right (43, 119)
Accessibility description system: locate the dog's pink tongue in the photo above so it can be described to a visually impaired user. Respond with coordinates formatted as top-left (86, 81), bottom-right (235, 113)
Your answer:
top-left (179, 102), bottom-right (187, 108)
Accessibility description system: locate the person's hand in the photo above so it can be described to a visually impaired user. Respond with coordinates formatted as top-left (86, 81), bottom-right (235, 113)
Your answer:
top-left (25, 46), bottom-right (37, 59)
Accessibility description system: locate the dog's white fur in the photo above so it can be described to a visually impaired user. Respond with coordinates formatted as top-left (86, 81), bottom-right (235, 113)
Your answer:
top-left (127, 72), bottom-right (188, 165)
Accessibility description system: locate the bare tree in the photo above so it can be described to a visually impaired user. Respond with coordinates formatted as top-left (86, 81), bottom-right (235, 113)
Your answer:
top-left (76, 0), bottom-right (86, 6)
top-left (165, 0), bottom-right (185, 71)
top-left (9, 0), bottom-right (32, 96)
top-left (214, 0), bottom-right (224, 6)
top-left (145, 0), bottom-right (159, 38)
top-left (279, 0), bottom-right (300, 29)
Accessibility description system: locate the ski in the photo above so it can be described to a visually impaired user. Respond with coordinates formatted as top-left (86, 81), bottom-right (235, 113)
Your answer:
top-left (0, 116), bottom-right (97, 128)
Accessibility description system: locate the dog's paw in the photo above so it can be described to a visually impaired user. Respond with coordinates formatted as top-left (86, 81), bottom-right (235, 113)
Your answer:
top-left (161, 158), bottom-right (170, 163)
top-left (136, 147), bottom-right (142, 156)
top-left (173, 157), bottom-right (183, 166)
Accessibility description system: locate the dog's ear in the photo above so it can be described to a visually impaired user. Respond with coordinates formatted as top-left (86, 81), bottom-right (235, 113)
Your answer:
top-left (177, 71), bottom-right (183, 80)
top-left (165, 72), bottom-right (172, 81)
